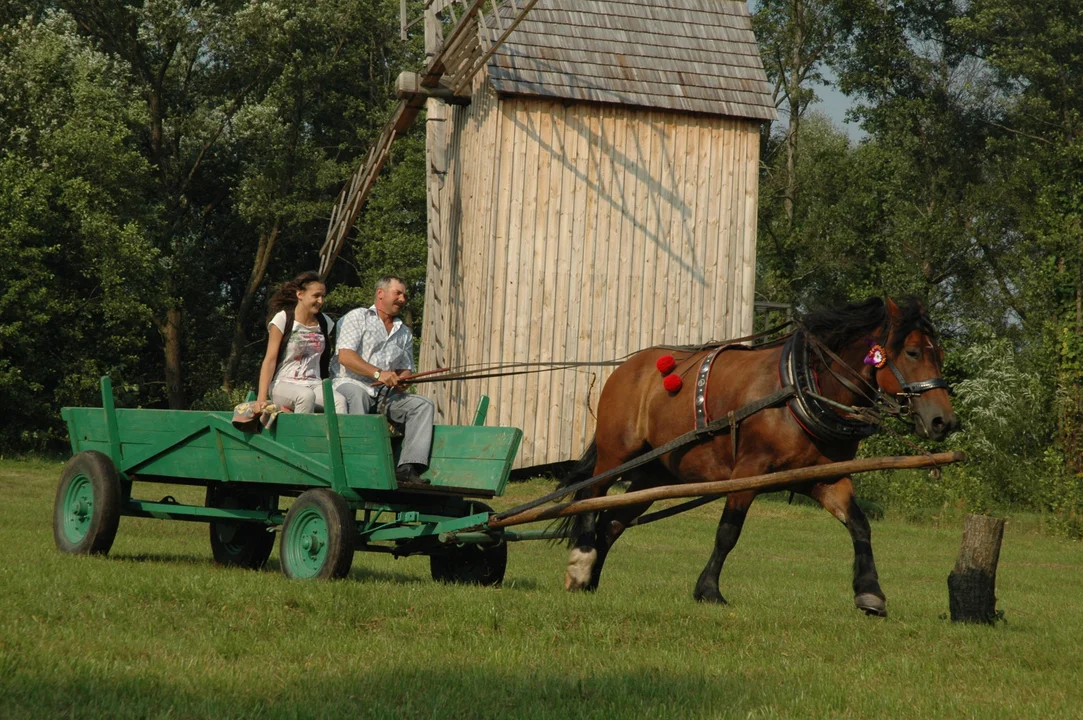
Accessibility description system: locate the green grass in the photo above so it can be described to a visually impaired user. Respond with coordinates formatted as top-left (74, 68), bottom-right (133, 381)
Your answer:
top-left (2, 458), bottom-right (1081, 719)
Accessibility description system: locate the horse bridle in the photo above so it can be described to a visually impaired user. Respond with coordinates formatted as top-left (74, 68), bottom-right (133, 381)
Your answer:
top-left (880, 355), bottom-right (949, 400)
top-left (797, 323), bottom-right (949, 423)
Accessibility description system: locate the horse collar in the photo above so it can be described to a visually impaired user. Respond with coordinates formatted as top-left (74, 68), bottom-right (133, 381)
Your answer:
top-left (779, 331), bottom-right (878, 442)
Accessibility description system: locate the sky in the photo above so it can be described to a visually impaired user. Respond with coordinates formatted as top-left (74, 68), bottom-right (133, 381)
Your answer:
top-left (810, 77), bottom-right (865, 142)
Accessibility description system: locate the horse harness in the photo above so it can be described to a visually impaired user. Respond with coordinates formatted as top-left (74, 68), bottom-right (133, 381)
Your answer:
top-left (695, 328), bottom-right (949, 445)
top-left (491, 328), bottom-right (949, 524)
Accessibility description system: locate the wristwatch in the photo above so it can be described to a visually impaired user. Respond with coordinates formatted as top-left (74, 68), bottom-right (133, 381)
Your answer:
top-left (372, 370), bottom-right (381, 380)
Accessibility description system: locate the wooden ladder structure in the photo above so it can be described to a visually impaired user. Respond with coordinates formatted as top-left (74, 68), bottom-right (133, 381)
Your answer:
top-left (319, 0), bottom-right (538, 278)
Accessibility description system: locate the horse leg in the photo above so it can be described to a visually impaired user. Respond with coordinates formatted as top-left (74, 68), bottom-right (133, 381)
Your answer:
top-left (581, 467), bottom-right (657, 591)
top-left (565, 507), bottom-right (600, 591)
top-left (809, 476), bottom-right (887, 617)
top-left (564, 452), bottom-right (626, 592)
top-left (693, 490), bottom-right (756, 604)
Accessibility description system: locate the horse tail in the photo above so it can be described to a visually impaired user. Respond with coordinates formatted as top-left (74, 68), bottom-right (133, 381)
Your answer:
top-left (552, 437), bottom-right (598, 547)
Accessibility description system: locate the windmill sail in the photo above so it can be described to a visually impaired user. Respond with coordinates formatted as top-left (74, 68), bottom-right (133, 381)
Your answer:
top-left (319, 0), bottom-right (537, 278)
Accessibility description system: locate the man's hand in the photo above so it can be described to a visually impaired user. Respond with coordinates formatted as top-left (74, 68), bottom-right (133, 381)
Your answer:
top-left (377, 370), bottom-right (403, 389)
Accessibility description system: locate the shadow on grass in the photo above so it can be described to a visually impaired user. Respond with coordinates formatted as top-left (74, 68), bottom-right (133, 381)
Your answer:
top-left (0, 667), bottom-right (776, 719)
top-left (107, 553), bottom-right (540, 590)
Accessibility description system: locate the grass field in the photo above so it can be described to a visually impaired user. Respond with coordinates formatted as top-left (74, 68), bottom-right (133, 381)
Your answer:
top-left (2, 458), bottom-right (1081, 719)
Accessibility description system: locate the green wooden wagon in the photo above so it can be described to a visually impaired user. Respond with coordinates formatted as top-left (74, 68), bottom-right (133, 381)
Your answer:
top-left (53, 377), bottom-right (544, 583)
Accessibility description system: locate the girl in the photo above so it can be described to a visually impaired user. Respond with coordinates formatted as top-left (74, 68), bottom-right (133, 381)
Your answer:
top-left (255, 271), bottom-right (347, 415)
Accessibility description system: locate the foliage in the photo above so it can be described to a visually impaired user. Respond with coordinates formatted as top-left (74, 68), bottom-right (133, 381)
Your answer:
top-left (0, 13), bottom-right (161, 448)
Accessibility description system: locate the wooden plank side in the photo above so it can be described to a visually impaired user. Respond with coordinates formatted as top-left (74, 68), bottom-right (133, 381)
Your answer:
top-left (613, 110), bottom-right (636, 361)
top-left (681, 114), bottom-right (703, 346)
top-left (727, 119), bottom-right (746, 338)
top-left (511, 101), bottom-right (541, 461)
top-left (533, 100), bottom-right (567, 466)
top-left (430, 425), bottom-right (523, 460)
top-left (519, 99), bottom-right (555, 466)
top-left (580, 102), bottom-right (611, 452)
top-left (548, 100), bottom-right (580, 464)
top-left (594, 105), bottom-right (618, 372)
top-left (482, 97), bottom-right (517, 426)
top-left (642, 110), bottom-right (665, 350)
top-left (568, 102), bottom-right (598, 459)
top-left (741, 122), bottom-right (760, 335)
top-left (697, 115), bottom-right (719, 342)
top-left (661, 111), bottom-right (685, 345)
top-left (469, 81), bottom-right (502, 426)
top-left (505, 99), bottom-right (534, 431)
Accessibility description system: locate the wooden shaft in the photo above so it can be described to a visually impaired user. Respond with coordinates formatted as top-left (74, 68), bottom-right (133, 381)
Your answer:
top-left (488, 451), bottom-right (966, 529)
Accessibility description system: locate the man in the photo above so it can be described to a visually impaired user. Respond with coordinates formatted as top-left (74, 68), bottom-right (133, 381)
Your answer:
top-left (331, 275), bottom-right (435, 485)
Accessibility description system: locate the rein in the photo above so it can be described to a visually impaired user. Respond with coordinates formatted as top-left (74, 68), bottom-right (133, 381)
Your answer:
top-left (405, 321), bottom-right (796, 385)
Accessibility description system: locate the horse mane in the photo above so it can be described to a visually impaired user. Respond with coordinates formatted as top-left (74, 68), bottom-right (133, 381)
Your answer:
top-left (800, 296), bottom-right (933, 353)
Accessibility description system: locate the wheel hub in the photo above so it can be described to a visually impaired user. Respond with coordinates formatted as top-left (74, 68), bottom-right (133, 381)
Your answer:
top-left (62, 474), bottom-right (94, 543)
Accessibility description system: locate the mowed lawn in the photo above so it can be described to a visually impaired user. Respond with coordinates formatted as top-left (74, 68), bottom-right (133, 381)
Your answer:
top-left (1, 459), bottom-right (1081, 719)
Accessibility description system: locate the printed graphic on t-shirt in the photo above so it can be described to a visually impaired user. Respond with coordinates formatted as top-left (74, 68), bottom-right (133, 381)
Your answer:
top-left (285, 327), bottom-right (325, 381)
top-left (269, 311), bottom-right (327, 385)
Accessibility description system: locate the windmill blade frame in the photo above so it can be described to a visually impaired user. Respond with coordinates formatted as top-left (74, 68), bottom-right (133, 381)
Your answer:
top-left (319, 0), bottom-right (536, 279)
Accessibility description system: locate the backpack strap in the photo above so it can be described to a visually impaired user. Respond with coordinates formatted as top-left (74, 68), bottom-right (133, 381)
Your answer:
top-left (275, 306), bottom-right (295, 372)
top-left (317, 313), bottom-right (332, 379)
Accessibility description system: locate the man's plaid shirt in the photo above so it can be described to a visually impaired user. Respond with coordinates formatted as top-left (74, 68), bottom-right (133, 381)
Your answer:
top-left (330, 306), bottom-right (415, 397)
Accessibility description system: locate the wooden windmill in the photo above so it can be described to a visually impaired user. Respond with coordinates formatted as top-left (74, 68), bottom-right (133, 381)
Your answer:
top-left (321, 0), bottom-right (777, 469)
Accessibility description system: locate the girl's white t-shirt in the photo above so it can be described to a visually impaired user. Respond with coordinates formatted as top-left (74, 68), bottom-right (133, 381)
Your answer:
top-left (269, 311), bottom-right (331, 386)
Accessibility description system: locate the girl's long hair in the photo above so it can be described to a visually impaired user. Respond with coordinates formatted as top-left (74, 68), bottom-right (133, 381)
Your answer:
top-left (268, 271), bottom-right (323, 319)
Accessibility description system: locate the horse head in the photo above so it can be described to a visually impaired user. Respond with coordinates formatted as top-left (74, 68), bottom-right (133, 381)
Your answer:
top-left (874, 298), bottom-right (958, 441)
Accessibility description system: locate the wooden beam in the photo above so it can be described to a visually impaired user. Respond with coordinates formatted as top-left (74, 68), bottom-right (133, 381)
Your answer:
top-left (396, 72), bottom-right (471, 105)
top-left (487, 451), bottom-right (967, 529)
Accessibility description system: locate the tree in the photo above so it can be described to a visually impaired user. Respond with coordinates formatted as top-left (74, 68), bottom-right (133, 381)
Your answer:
top-left (0, 12), bottom-right (161, 447)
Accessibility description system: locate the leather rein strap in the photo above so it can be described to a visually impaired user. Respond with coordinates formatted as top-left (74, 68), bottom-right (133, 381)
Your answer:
top-left (491, 385), bottom-right (795, 523)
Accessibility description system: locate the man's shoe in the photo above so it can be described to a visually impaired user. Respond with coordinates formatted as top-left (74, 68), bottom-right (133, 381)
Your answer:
top-left (395, 463), bottom-right (430, 485)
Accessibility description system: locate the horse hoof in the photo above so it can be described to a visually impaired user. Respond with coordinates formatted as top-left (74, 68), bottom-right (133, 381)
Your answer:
top-left (564, 547), bottom-right (598, 591)
top-left (855, 593), bottom-right (887, 617)
top-left (693, 589), bottom-right (728, 605)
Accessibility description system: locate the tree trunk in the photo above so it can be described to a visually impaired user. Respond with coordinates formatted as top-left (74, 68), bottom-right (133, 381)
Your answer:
top-left (223, 222), bottom-right (280, 390)
top-left (947, 514), bottom-right (1005, 624)
top-left (783, 0), bottom-right (802, 227)
top-left (161, 307), bottom-right (185, 409)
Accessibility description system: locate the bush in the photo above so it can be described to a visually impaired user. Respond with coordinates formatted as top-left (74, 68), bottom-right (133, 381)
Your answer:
top-left (853, 339), bottom-right (1083, 536)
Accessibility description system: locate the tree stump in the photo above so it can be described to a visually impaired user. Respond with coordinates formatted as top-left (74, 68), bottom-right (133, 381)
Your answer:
top-left (947, 514), bottom-right (1006, 624)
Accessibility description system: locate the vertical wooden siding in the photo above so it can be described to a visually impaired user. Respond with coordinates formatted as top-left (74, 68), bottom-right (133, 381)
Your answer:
top-left (421, 86), bottom-right (762, 468)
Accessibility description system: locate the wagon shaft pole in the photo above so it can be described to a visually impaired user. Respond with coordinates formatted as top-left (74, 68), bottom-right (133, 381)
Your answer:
top-left (487, 451), bottom-right (966, 530)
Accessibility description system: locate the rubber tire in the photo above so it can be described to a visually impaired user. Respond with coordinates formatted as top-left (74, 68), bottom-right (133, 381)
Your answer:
top-left (206, 485), bottom-right (277, 570)
top-left (53, 451), bottom-right (122, 556)
top-left (430, 502), bottom-right (507, 586)
top-left (279, 489), bottom-right (355, 580)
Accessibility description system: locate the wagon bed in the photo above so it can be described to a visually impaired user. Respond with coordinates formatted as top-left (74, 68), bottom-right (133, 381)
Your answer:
top-left (54, 377), bottom-right (523, 583)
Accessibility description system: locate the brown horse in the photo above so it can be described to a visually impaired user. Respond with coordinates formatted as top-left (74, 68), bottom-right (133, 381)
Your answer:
top-left (557, 297), bottom-right (957, 616)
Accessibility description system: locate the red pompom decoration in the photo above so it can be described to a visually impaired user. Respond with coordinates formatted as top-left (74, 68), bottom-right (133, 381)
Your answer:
top-left (656, 355), bottom-right (677, 375)
top-left (663, 374), bottom-right (683, 393)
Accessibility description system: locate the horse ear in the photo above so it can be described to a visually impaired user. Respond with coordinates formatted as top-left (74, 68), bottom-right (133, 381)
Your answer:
top-left (885, 297), bottom-right (902, 320)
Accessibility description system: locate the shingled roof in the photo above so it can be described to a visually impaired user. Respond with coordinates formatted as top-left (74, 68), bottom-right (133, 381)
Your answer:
top-left (485, 0), bottom-right (778, 121)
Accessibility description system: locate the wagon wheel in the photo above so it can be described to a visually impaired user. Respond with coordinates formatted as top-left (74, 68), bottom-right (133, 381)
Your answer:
top-left (206, 484), bottom-right (277, 570)
top-left (430, 502), bottom-right (507, 587)
top-left (53, 450), bottom-right (122, 556)
top-left (279, 489), bottom-right (355, 580)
